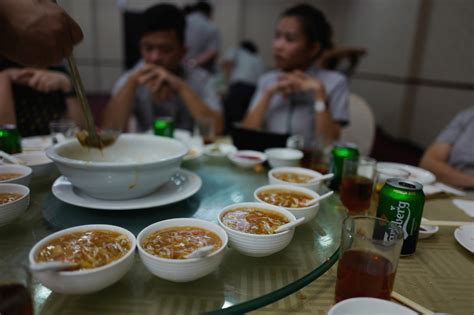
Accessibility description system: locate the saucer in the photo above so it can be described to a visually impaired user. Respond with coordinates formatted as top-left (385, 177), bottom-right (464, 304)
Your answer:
top-left (377, 162), bottom-right (436, 185)
top-left (52, 169), bottom-right (202, 210)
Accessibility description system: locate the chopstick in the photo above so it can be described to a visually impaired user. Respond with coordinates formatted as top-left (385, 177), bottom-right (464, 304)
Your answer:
top-left (391, 291), bottom-right (434, 314)
top-left (421, 218), bottom-right (473, 227)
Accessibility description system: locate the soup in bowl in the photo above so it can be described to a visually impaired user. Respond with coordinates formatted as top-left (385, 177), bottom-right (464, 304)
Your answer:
top-left (269, 167), bottom-right (327, 191)
top-left (0, 183), bottom-right (30, 226)
top-left (137, 218), bottom-right (228, 282)
top-left (218, 202), bottom-right (297, 257)
top-left (0, 164), bottom-right (32, 187)
top-left (254, 184), bottom-right (321, 223)
top-left (29, 224), bottom-right (136, 294)
top-left (46, 134), bottom-right (188, 200)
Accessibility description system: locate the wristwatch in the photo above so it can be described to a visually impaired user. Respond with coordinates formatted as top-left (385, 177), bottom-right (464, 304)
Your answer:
top-left (313, 100), bottom-right (327, 113)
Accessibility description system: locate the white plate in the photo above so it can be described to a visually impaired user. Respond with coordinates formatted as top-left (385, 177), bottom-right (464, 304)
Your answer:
top-left (21, 136), bottom-right (53, 151)
top-left (52, 169), bottom-right (202, 210)
top-left (377, 162), bottom-right (436, 185)
top-left (204, 143), bottom-right (237, 158)
top-left (454, 224), bottom-right (474, 253)
top-left (328, 297), bottom-right (416, 315)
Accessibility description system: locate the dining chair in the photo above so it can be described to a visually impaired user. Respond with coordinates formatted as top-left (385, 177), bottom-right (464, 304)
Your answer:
top-left (340, 93), bottom-right (375, 156)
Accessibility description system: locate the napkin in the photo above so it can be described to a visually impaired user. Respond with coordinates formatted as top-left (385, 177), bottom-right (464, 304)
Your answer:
top-left (452, 199), bottom-right (474, 218)
top-left (423, 182), bottom-right (467, 196)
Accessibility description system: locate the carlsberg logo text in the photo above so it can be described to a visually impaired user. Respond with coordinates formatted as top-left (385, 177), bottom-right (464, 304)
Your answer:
top-left (385, 201), bottom-right (411, 241)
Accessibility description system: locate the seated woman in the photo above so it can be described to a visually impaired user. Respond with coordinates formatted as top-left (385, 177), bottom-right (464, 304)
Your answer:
top-left (242, 4), bottom-right (349, 147)
top-left (420, 106), bottom-right (474, 189)
top-left (0, 59), bottom-right (83, 137)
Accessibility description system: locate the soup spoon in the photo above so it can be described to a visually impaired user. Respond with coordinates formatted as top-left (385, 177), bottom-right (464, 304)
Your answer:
top-left (0, 150), bottom-right (26, 165)
top-left (30, 261), bottom-right (79, 272)
top-left (304, 191), bottom-right (334, 207)
top-left (185, 245), bottom-right (215, 259)
top-left (308, 173), bottom-right (334, 182)
top-left (274, 217), bottom-right (306, 233)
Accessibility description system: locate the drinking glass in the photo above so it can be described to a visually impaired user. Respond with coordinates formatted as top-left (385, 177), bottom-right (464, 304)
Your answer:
top-left (49, 119), bottom-right (77, 144)
top-left (300, 135), bottom-right (331, 174)
top-left (0, 264), bottom-right (34, 315)
top-left (371, 166), bottom-right (411, 213)
top-left (335, 216), bottom-right (403, 302)
top-left (194, 117), bottom-right (215, 145)
top-left (340, 157), bottom-right (376, 215)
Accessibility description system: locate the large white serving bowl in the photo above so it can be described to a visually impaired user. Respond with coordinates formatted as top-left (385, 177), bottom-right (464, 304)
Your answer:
top-left (137, 218), bottom-right (228, 282)
top-left (0, 183), bottom-right (30, 227)
top-left (46, 134), bottom-right (188, 200)
top-left (0, 164), bottom-right (32, 187)
top-left (14, 151), bottom-right (56, 178)
top-left (254, 184), bottom-right (320, 223)
top-left (268, 166), bottom-right (327, 191)
top-left (29, 224), bottom-right (136, 294)
top-left (264, 148), bottom-right (303, 168)
top-left (327, 297), bottom-right (416, 315)
top-left (218, 202), bottom-right (296, 257)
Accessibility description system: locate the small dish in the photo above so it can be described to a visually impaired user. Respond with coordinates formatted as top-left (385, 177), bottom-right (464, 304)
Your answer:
top-left (0, 183), bottom-right (30, 226)
top-left (228, 150), bottom-right (266, 168)
top-left (204, 143), bottom-right (237, 158)
top-left (183, 146), bottom-right (203, 161)
top-left (264, 148), bottom-right (303, 168)
top-left (454, 223), bottom-right (474, 253)
top-left (418, 224), bottom-right (439, 239)
top-left (14, 151), bottom-right (56, 178)
top-left (0, 164), bottom-right (33, 187)
top-left (328, 297), bottom-right (416, 315)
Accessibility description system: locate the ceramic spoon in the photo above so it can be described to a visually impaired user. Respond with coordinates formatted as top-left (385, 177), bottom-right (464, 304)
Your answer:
top-left (30, 261), bottom-right (79, 272)
top-left (0, 150), bottom-right (25, 165)
top-left (185, 245), bottom-right (215, 259)
top-left (304, 191), bottom-right (334, 207)
top-left (309, 173), bottom-right (334, 182)
top-left (274, 217), bottom-right (306, 233)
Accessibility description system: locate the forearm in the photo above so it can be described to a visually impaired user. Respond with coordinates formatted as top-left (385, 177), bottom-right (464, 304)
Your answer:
top-left (65, 98), bottom-right (85, 129)
top-left (102, 79), bottom-right (137, 131)
top-left (315, 111), bottom-right (340, 145)
top-left (0, 73), bottom-right (16, 124)
top-left (242, 90), bottom-right (272, 129)
top-left (178, 83), bottom-right (224, 134)
top-left (194, 50), bottom-right (217, 67)
top-left (420, 154), bottom-right (474, 188)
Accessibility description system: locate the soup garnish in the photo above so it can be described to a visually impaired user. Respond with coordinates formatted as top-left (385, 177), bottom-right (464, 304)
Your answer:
top-left (222, 207), bottom-right (289, 234)
top-left (273, 172), bottom-right (314, 184)
top-left (0, 173), bottom-right (23, 181)
top-left (36, 230), bottom-right (131, 270)
top-left (142, 226), bottom-right (222, 259)
top-left (0, 192), bottom-right (23, 205)
top-left (257, 189), bottom-right (314, 208)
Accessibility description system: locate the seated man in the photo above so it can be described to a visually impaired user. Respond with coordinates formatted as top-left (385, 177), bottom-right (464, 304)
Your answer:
top-left (420, 106), bottom-right (474, 189)
top-left (242, 4), bottom-right (349, 147)
top-left (103, 3), bottom-right (223, 134)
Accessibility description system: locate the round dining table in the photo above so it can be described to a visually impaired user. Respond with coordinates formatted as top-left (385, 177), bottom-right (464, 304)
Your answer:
top-left (1, 153), bottom-right (472, 315)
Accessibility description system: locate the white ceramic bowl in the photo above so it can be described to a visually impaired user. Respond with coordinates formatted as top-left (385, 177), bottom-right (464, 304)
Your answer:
top-left (254, 184), bottom-right (320, 223)
top-left (268, 166), bottom-right (326, 191)
top-left (218, 202), bottom-right (296, 257)
top-left (228, 150), bottom-right (267, 168)
top-left (46, 134), bottom-right (187, 200)
top-left (29, 224), bottom-right (136, 294)
top-left (327, 297), bottom-right (416, 315)
top-left (0, 164), bottom-right (32, 187)
top-left (0, 183), bottom-right (30, 226)
top-left (264, 148), bottom-right (303, 168)
top-left (418, 224), bottom-right (439, 239)
top-left (14, 151), bottom-right (56, 178)
top-left (204, 143), bottom-right (237, 158)
top-left (137, 218), bottom-right (228, 282)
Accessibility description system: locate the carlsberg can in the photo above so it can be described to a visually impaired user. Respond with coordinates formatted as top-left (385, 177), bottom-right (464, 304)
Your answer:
top-left (376, 178), bottom-right (425, 256)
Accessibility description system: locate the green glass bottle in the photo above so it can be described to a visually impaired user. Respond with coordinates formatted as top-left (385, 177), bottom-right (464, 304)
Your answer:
top-left (329, 143), bottom-right (359, 191)
top-left (0, 125), bottom-right (22, 154)
top-left (153, 117), bottom-right (175, 138)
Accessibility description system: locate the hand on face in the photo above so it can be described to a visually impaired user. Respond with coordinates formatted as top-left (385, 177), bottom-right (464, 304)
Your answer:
top-left (134, 64), bottom-right (183, 103)
top-left (5, 68), bottom-right (71, 93)
top-left (271, 70), bottom-right (327, 100)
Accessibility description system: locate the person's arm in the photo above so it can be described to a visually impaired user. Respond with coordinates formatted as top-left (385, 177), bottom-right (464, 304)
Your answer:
top-left (420, 143), bottom-right (474, 188)
top-left (0, 0), bottom-right (83, 66)
top-left (311, 80), bottom-right (341, 145)
top-left (241, 87), bottom-right (275, 129)
top-left (0, 71), bottom-right (16, 125)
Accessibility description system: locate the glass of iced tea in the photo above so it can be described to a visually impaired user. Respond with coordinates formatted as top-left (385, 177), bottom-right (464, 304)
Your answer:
top-left (0, 264), bottom-right (34, 315)
top-left (335, 216), bottom-right (403, 302)
top-left (340, 157), bottom-right (376, 215)
top-left (372, 166), bottom-right (410, 210)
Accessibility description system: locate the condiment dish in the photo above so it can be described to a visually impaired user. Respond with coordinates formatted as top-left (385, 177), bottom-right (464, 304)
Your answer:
top-left (228, 150), bottom-right (266, 168)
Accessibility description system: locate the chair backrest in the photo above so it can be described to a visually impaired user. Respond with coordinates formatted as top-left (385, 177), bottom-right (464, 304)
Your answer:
top-left (340, 93), bottom-right (375, 156)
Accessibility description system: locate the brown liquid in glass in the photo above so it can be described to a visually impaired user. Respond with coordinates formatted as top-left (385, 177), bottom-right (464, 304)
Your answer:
top-left (340, 175), bottom-right (373, 214)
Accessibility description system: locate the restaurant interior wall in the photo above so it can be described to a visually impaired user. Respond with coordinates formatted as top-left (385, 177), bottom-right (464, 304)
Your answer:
top-left (60, 0), bottom-right (473, 149)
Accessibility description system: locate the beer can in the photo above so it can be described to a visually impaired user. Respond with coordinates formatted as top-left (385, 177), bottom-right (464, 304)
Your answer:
top-left (0, 124), bottom-right (22, 154)
top-left (153, 117), bottom-right (175, 138)
top-left (329, 143), bottom-right (359, 191)
top-left (376, 178), bottom-right (425, 256)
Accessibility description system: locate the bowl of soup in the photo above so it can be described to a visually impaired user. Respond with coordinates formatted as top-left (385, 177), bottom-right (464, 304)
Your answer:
top-left (218, 202), bottom-right (297, 257)
top-left (269, 166), bottom-right (327, 191)
top-left (0, 183), bottom-right (30, 226)
top-left (137, 218), bottom-right (228, 282)
top-left (28, 224), bottom-right (136, 294)
top-left (14, 151), bottom-right (56, 178)
top-left (254, 184), bottom-right (320, 223)
top-left (0, 164), bottom-right (32, 187)
top-left (46, 134), bottom-right (188, 200)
